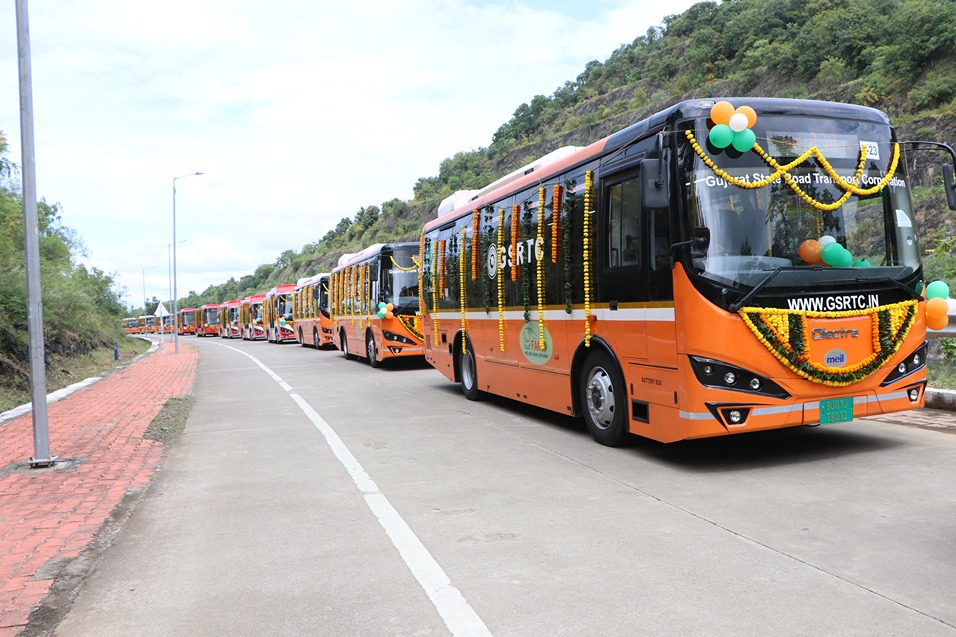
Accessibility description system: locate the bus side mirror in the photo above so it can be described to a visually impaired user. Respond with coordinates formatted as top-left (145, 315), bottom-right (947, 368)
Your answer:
top-left (944, 164), bottom-right (956, 210)
top-left (641, 158), bottom-right (669, 209)
top-left (691, 227), bottom-right (710, 258)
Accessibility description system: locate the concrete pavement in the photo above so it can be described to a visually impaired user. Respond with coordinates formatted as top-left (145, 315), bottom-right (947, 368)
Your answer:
top-left (0, 340), bottom-right (197, 637)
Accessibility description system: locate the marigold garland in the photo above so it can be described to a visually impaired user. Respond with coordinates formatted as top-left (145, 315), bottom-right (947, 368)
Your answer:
top-left (511, 204), bottom-right (519, 282)
top-left (537, 187), bottom-right (546, 348)
top-left (552, 184), bottom-right (562, 263)
top-left (497, 208), bottom-right (506, 351)
top-left (583, 170), bottom-right (593, 347)
top-left (685, 130), bottom-right (901, 212)
top-left (471, 209), bottom-right (480, 281)
top-left (738, 300), bottom-right (919, 386)
top-left (418, 233), bottom-right (426, 315)
top-left (438, 239), bottom-right (447, 293)
top-left (432, 239), bottom-right (440, 336)
top-left (459, 227), bottom-right (468, 354)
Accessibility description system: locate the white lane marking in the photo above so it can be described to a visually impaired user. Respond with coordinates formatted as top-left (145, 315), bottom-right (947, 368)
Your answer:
top-left (213, 342), bottom-right (492, 637)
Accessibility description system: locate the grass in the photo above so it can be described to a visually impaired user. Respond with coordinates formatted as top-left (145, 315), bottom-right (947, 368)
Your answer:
top-left (145, 395), bottom-right (193, 444)
top-left (928, 362), bottom-right (956, 391)
top-left (0, 336), bottom-right (152, 413)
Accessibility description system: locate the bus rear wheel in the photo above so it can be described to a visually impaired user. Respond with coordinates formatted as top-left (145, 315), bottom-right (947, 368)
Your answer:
top-left (341, 331), bottom-right (354, 360)
top-left (459, 342), bottom-right (480, 401)
top-left (579, 351), bottom-right (629, 447)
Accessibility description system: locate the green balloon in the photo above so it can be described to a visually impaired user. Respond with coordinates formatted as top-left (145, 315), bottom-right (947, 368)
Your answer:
top-left (709, 124), bottom-right (733, 149)
top-left (821, 242), bottom-right (843, 266)
top-left (731, 128), bottom-right (756, 152)
top-left (834, 247), bottom-right (853, 268)
top-left (926, 280), bottom-right (951, 300)
top-left (852, 258), bottom-right (871, 267)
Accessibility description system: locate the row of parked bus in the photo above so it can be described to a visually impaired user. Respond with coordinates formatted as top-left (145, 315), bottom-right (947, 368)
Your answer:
top-left (124, 315), bottom-right (174, 335)
top-left (151, 97), bottom-right (956, 446)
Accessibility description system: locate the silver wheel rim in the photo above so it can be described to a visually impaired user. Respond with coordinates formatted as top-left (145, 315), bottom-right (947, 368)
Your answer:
top-left (367, 336), bottom-right (375, 361)
top-left (342, 334), bottom-right (348, 356)
top-left (586, 366), bottom-right (616, 430)
top-left (461, 350), bottom-right (475, 390)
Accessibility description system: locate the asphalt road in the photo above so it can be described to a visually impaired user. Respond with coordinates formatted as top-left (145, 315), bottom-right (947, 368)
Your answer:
top-left (54, 336), bottom-right (956, 636)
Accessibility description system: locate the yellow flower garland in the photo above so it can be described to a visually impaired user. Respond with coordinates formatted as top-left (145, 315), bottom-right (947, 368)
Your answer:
top-left (583, 170), bottom-right (593, 347)
top-left (552, 184), bottom-right (562, 264)
top-left (739, 300), bottom-right (918, 386)
top-left (432, 239), bottom-right (440, 336)
top-left (418, 233), bottom-right (426, 316)
top-left (511, 204), bottom-right (519, 282)
top-left (459, 228), bottom-right (468, 354)
top-left (471, 209), bottom-right (480, 281)
top-left (537, 186), bottom-right (546, 348)
top-left (685, 130), bottom-right (901, 212)
top-left (497, 208), bottom-right (506, 351)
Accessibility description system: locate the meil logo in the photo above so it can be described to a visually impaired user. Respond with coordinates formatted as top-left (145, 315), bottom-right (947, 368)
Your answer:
top-left (825, 349), bottom-right (847, 367)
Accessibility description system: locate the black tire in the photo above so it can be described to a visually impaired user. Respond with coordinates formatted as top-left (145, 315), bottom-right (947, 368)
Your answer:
top-left (459, 341), bottom-right (480, 401)
top-left (341, 331), bottom-right (354, 360)
top-left (579, 351), bottom-right (629, 446)
top-left (366, 332), bottom-right (380, 368)
top-left (313, 328), bottom-right (320, 350)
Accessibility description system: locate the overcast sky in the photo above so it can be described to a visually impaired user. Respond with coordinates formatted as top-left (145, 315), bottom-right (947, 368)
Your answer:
top-left (1, 0), bottom-right (697, 310)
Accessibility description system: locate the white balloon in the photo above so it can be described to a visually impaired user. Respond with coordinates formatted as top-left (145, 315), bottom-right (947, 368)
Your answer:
top-left (729, 112), bottom-right (749, 132)
top-left (818, 235), bottom-right (836, 245)
top-left (946, 297), bottom-right (956, 314)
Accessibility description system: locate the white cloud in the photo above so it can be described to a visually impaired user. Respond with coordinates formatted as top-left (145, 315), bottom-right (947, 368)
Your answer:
top-left (1, 0), bottom-right (697, 310)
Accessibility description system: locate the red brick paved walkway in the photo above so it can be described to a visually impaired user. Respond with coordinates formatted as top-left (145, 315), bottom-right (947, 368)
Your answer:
top-left (0, 341), bottom-right (198, 636)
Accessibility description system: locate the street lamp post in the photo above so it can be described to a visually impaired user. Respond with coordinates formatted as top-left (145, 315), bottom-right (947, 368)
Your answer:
top-left (173, 172), bottom-right (202, 353)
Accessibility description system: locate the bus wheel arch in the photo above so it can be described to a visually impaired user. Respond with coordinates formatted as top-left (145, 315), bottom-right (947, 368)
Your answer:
top-left (571, 338), bottom-right (630, 447)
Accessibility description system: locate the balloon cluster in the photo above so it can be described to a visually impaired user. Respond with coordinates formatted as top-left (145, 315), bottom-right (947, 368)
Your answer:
top-left (378, 301), bottom-right (394, 319)
top-left (708, 101), bottom-right (758, 153)
top-left (797, 235), bottom-right (869, 268)
top-left (924, 280), bottom-right (953, 331)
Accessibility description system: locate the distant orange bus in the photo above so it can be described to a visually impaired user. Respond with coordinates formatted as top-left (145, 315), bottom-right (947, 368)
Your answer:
top-left (195, 303), bottom-right (221, 337)
top-left (240, 294), bottom-right (266, 340)
top-left (293, 273), bottom-right (334, 348)
top-left (178, 307), bottom-right (196, 335)
top-left (124, 317), bottom-right (139, 334)
top-left (264, 284), bottom-right (296, 343)
top-left (420, 97), bottom-right (949, 446)
top-left (219, 299), bottom-right (242, 338)
top-left (330, 242), bottom-right (423, 367)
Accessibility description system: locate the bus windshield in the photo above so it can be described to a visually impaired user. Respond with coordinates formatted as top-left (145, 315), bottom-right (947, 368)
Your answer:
top-left (205, 308), bottom-right (219, 325)
top-left (682, 114), bottom-right (919, 292)
top-left (384, 245), bottom-right (420, 310)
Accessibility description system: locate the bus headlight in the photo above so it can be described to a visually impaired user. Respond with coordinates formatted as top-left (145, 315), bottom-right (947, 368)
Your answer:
top-left (689, 356), bottom-right (790, 399)
top-left (880, 343), bottom-right (927, 387)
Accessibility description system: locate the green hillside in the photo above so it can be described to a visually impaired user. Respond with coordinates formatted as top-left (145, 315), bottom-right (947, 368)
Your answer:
top-left (189, 0), bottom-right (956, 305)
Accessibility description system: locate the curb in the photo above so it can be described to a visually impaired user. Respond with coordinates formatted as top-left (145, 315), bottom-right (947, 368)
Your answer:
top-left (925, 388), bottom-right (956, 410)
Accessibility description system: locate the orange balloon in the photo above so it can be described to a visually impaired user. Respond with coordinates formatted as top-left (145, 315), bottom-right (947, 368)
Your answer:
top-left (735, 105), bottom-right (757, 128)
top-left (710, 101), bottom-right (734, 125)
top-left (927, 313), bottom-right (949, 331)
top-left (798, 239), bottom-right (822, 264)
top-left (926, 296), bottom-right (949, 320)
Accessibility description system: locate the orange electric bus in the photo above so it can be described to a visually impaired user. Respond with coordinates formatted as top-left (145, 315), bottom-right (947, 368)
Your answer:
top-left (330, 242), bottom-right (423, 367)
top-left (293, 273), bottom-right (334, 348)
top-left (178, 307), bottom-right (197, 335)
top-left (240, 294), bottom-right (266, 340)
top-left (124, 318), bottom-right (139, 334)
top-left (218, 299), bottom-right (242, 338)
top-left (263, 284), bottom-right (297, 343)
top-left (195, 303), bottom-right (221, 337)
top-left (420, 96), bottom-right (956, 446)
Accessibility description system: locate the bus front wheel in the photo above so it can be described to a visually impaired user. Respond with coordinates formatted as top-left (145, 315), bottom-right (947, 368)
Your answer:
top-left (580, 351), bottom-right (629, 447)
top-left (366, 333), bottom-right (380, 368)
top-left (459, 342), bottom-right (480, 401)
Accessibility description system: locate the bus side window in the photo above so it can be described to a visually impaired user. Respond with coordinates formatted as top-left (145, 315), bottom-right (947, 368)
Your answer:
top-left (607, 176), bottom-right (641, 268)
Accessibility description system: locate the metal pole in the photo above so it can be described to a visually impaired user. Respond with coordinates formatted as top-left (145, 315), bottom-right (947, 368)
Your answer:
top-left (16, 0), bottom-right (54, 466)
top-left (173, 172), bottom-right (202, 354)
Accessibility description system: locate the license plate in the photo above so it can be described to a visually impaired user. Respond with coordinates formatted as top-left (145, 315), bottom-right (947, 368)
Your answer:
top-left (819, 397), bottom-right (854, 424)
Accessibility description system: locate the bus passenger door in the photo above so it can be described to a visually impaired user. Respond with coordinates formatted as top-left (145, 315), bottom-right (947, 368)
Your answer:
top-left (599, 169), bottom-right (649, 360)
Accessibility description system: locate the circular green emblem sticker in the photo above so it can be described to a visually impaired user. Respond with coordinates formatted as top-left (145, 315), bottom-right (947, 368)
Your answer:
top-left (520, 323), bottom-right (553, 365)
